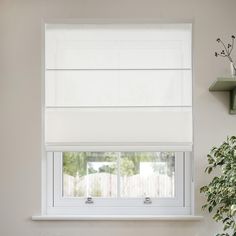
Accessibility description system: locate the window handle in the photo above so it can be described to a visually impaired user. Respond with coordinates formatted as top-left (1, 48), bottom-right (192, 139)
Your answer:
top-left (85, 197), bottom-right (94, 204)
top-left (143, 197), bottom-right (152, 204)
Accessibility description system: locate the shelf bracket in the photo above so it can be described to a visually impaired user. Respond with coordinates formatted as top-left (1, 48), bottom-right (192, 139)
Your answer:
top-left (209, 77), bottom-right (236, 115)
top-left (230, 87), bottom-right (236, 114)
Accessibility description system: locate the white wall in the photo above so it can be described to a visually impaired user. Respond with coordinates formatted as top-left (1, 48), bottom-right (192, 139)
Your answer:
top-left (0, 0), bottom-right (236, 235)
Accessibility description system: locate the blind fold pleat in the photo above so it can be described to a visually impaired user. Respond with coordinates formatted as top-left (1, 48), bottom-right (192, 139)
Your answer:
top-left (45, 107), bottom-right (192, 144)
top-left (45, 70), bottom-right (192, 107)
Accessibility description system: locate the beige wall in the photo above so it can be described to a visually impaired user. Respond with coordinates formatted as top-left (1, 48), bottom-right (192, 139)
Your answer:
top-left (1, 0), bottom-right (236, 235)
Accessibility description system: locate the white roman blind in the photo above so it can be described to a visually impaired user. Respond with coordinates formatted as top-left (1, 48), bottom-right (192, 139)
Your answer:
top-left (44, 24), bottom-right (192, 149)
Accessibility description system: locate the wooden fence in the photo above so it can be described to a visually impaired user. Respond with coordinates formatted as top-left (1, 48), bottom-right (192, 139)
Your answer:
top-left (63, 173), bottom-right (174, 198)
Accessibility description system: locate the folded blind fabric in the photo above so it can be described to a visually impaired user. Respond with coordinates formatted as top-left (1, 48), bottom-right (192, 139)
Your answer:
top-left (45, 24), bottom-right (192, 149)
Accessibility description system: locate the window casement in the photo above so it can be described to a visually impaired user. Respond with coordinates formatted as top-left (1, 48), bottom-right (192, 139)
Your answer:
top-left (43, 23), bottom-right (193, 216)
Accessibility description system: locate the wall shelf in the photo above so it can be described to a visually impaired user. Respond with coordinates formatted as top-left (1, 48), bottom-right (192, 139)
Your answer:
top-left (209, 77), bottom-right (236, 114)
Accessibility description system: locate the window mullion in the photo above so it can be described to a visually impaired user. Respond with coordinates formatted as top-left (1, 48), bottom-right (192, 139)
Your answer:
top-left (117, 152), bottom-right (121, 198)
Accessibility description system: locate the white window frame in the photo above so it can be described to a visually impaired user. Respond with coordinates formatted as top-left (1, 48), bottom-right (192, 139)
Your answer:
top-left (45, 149), bottom-right (193, 215)
top-left (41, 21), bottom-right (194, 217)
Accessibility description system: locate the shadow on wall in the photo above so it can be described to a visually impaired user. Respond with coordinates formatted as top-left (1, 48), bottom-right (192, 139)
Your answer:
top-left (208, 90), bottom-right (229, 113)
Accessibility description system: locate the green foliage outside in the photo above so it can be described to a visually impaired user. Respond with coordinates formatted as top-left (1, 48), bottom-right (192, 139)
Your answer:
top-left (200, 136), bottom-right (236, 236)
top-left (63, 152), bottom-right (117, 177)
top-left (63, 152), bottom-right (175, 177)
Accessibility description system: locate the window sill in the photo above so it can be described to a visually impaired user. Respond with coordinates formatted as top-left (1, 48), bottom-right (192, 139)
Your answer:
top-left (32, 215), bottom-right (203, 221)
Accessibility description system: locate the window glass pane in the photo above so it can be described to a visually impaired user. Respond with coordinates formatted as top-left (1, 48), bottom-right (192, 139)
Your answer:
top-left (120, 152), bottom-right (175, 198)
top-left (63, 152), bottom-right (117, 197)
top-left (62, 151), bottom-right (175, 199)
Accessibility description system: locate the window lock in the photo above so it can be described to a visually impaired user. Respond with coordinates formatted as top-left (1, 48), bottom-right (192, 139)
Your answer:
top-left (143, 197), bottom-right (152, 204)
top-left (85, 197), bottom-right (94, 204)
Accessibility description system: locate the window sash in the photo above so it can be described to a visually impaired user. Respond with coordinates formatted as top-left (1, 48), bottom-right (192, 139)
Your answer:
top-left (45, 151), bottom-right (192, 215)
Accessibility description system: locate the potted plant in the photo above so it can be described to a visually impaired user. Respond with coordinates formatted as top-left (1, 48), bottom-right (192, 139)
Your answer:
top-left (200, 136), bottom-right (236, 236)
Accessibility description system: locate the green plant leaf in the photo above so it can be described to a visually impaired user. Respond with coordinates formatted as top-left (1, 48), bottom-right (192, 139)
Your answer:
top-left (200, 136), bottom-right (236, 236)
top-left (230, 204), bottom-right (236, 216)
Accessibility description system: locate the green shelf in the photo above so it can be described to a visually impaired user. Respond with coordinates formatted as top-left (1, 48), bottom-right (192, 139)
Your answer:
top-left (209, 77), bottom-right (236, 114)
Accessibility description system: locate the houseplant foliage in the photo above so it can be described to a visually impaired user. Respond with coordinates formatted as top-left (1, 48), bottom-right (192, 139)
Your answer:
top-left (200, 136), bottom-right (236, 236)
